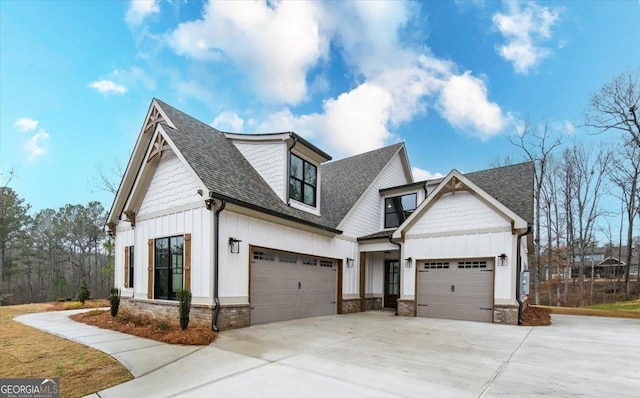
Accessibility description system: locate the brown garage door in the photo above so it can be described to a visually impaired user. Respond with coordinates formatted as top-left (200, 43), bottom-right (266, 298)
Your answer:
top-left (250, 248), bottom-right (337, 325)
top-left (417, 259), bottom-right (494, 322)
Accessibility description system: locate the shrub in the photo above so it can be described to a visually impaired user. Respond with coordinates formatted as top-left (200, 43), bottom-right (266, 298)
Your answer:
top-left (63, 301), bottom-right (83, 310)
top-left (76, 279), bottom-right (90, 306)
top-left (177, 289), bottom-right (192, 330)
top-left (155, 320), bottom-right (171, 331)
top-left (109, 288), bottom-right (121, 317)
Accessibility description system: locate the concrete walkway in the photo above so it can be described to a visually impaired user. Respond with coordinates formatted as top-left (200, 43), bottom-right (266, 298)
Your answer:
top-left (14, 309), bottom-right (201, 379)
top-left (15, 310), bottom-right (640, 397)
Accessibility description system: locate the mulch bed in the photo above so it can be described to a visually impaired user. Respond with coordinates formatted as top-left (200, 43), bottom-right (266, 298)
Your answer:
top-left (521, 305), bottom-right (552, 326)
top-left (70, 310), bottom-right (217, 345)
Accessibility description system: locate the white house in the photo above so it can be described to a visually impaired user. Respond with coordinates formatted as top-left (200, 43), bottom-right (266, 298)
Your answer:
top-left (107, 99), bottom-right (533, 330)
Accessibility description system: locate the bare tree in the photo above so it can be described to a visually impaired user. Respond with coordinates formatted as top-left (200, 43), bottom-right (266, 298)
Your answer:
top-left (607, 140), bottom-right (640, 296)
top-left (561, 142), bottom-right (612, 304)
top-left (92, 160), bottom-right (124, 196)
top-left (585, 68), bottom-right (640, 149)
top-left (509, 117), bottom-right (563, 304)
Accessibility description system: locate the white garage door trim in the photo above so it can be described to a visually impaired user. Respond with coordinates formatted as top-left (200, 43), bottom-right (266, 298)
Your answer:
top-left (416, 258), bottom-right (494, 323)
top-left (250, 246), bottom-right (338, 325)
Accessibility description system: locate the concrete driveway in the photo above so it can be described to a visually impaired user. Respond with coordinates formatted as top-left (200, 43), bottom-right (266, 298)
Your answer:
top-left (94, 311), bottom-right (640, 397)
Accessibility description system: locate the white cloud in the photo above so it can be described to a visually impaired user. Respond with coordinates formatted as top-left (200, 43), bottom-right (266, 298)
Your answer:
top-left (25, 129), bottom-right (49, 162)
top-left (169, 1), bottom-right (328, 105)
top-left (212, 111), bottom-right (244, 132)
top-left (125, 0), bottom-right (160, 27)
top-left (89, 80), bottom-right (128, 95)
top-left (493, 2), bottom-right (562, 74)
top-left (169, 1), bottom-right (511, 156)
top-left (412, 167), bottom-right (444, 181)
top-left (437, 72), bottom-right (511, 140)
top-left (14, 117), bottom-right (38, 132)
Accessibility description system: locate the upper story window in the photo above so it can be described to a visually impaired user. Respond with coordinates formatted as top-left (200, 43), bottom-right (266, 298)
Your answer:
top-left (384, 193), bottom-right (417, 228)
top-left (289, 153), bottom-right (317, 207)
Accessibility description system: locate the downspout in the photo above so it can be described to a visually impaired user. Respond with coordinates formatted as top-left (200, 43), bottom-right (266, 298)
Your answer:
top-left (389, 236), bottom-right (402, 316)
top-left (211, 194), bottom-right (226, 332)
top-left (285, 134), bottom-right (298, 206)
top-left (516, 224), bottom-right (532, 325)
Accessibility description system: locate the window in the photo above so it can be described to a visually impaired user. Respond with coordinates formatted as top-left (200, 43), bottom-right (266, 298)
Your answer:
top-left (423, 262), bottom-right (449, 269)
top-left (302, 257), bottom-right (317, 266)
top-left (253, 250), bottom-right (275, 261)
top-left (458, 261), bottom-right (487, 269)
top-left (128, 246), bottom-right (134, 287)
top-left (154, 235), bottom-right (184, 300)
top-left (384, 193), bottom-right (417, 228)
top-left (279, 253), bottom-right (297, 264)
top-left (320, 260), bottom-right (334, 268)
top-left (289, 153), bottom-right (317, 207)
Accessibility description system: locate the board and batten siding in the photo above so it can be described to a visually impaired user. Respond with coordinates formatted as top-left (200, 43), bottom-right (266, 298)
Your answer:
top-left (402, 191), bottom-right (517, 303)
top-left (364, 252), bottom-right (384, 296)
top-left (138, 149), bottom-right (203, 216)
top-left (218, 211), bottom-right (359, 302)
top-left (114, 223), bottom-right (134, 295)
top-left (134, 206), bottom-right (212, 303)
top-left (339, 153), bottom-right (409, 238)
top-left (233, 141), bottom-right (287, 201)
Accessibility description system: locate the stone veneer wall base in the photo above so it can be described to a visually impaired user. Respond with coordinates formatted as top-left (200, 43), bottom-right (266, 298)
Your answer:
top-left (364, 297), bottom-right (382, 311)
top-left (340, 298), bottom-right (361, 314)
top-left (121, 298), bottom-right (250, 331)
top-left (493, 304), bottom-right (519, 325)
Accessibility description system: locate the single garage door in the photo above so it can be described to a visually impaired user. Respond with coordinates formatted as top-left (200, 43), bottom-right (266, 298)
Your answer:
top-left (250, 248), bottom-right (337, 325)
top-left (417, 259), bottom-right (494, 322)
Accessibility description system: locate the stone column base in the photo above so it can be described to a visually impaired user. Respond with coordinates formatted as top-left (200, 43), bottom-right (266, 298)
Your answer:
top-left (397, 299), bottom-right (415, 317)
top-left (340, 298), bottom-right (361, 314)
top-left (493, 304), bottom-right (519, 325)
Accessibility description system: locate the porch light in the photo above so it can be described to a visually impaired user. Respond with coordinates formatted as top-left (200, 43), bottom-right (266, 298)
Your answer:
top-left (405, 257), bottom-right (413, 268)
top-left (229, 237), bottom-right (242, 254)
top-left (346, 258), bottom-right (355, 268)
top-left (498, 253), bottom-right (508, 266)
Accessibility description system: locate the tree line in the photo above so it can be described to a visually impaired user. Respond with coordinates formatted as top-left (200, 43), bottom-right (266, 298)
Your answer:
top-left (0, 185), bottom-right (113, 305)
top-left (512, 68), bottom-right (640, 306)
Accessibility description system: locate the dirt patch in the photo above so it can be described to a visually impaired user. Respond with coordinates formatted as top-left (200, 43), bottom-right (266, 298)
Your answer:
top-left (71, 310), bottom-right (217, 345)
top-left (521, 305), bottom-right (551, 326)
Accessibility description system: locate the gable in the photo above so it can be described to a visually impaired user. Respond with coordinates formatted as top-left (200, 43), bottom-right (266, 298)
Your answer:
top-left (407, 191), bottom-right (510, 236)
top-left (393, 169), bottom-right (528, 240)
top-left (138, 148), bottom-right (203, 216)
top-left (339, 151), bottom-right (411, 237)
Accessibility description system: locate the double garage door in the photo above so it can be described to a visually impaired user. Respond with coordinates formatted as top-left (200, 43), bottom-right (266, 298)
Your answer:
top-left (250, 248), bottom-right (337, 325)
top-left (417, 259), bottom-right (494, 322)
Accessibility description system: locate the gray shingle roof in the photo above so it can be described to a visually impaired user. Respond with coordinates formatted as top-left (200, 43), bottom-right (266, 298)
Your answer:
top-left (465, 162), bottom-right (534, 223)
top-left (155, 99), bottom-right (403, 232)
top-left (321, 143), bottom-right (404, 227)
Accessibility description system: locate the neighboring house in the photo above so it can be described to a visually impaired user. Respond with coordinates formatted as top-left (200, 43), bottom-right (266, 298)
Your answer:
top-left (106, 99), bottom-right (534, 330)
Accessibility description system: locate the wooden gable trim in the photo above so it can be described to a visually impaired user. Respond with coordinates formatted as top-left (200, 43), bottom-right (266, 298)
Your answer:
top-left (184, 233), bottom-right (192, 291)
top-left (147, 133), bottom-right (171, 163)
top-left (147, 239), bottom-right (153, 299)
top-left (124, 246), bottom-right (130, 288)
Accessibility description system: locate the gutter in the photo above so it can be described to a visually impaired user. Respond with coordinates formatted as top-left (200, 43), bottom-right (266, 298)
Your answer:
top-left (210, 192), bottom-right (226, 332)
top-left (285, 134), bottom-right (298, 206)
top-left (516, 224), bottom-right (532, 325)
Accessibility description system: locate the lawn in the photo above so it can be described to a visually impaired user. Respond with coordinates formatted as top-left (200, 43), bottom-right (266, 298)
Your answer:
top-left (534, 299), bottom-right (640, 319)
top-left (0, 301), bottom-right (133, 398)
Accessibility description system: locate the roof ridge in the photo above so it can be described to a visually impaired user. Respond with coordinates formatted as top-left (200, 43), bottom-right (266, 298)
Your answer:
top-left (324, 142), bottom-right (403, 167)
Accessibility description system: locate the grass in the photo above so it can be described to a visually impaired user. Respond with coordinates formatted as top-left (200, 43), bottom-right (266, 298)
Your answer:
top-left (0, 302), bottom-right (133, 398)
top-left (533, 299), bottom-right (640, 319)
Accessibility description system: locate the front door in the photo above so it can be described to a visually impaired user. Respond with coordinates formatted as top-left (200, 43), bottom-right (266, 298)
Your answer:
top-left (384, 260), bottom-right (400, 309)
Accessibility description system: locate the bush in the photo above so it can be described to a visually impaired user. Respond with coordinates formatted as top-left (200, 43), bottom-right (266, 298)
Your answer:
top-left (109, 288), bottom-right (121, 317)
top-left (177, 289), bottom-right (192, 330)
top-left (76, 279), bottom-right (90, 306)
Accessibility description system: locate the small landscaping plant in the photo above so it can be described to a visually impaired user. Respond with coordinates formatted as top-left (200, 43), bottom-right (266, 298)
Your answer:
top-left (109, 288), bottom-right (121, 317)
top-left (76, 279), bottom-right (90, 306)
top-left (177, 289), bottom-right (192, 330)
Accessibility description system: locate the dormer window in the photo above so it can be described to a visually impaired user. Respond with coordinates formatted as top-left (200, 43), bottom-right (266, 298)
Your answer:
top-left (384, 193), bottom-right (417, 228)
top-left (289, 153), bottom-right (317, 207)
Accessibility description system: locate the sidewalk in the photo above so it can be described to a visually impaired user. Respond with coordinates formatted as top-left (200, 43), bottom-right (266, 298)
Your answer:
top-left (14, 309), bottom-right (202, 381)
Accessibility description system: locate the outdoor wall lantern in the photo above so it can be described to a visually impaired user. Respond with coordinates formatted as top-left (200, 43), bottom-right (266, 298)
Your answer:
top-left (229, 237), bottom-right (242, 254)
top-left (346, 258), bottom-right (355, 268)
top-left (498, 253), bottom-right (508, 266)
top-left (405, 257), bottom-right (413, 268)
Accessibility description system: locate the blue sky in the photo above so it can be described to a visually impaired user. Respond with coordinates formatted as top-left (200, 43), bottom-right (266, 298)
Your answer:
top-left (1, 0), bottom-right (639, 223)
